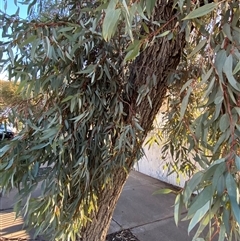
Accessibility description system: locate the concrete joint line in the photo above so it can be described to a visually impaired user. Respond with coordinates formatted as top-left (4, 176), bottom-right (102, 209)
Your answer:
top-left (129, 210), bottom-right (188, 231)
top-left (0, 207), bottom-right (14, 212)
top-left (112, 218), bottom-right (123, 229)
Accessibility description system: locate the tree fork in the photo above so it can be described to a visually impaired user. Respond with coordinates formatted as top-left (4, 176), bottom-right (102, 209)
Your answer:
top-left (80, 1), bottom-right (185, 241)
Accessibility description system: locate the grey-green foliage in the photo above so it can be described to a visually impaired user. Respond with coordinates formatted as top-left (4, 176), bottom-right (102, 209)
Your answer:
top-left (148, 1), bottom-right (240, 240)
top-left (0, 0), bottom-right (149, 240)
top-left (0, 0), bottom-right (240, 241)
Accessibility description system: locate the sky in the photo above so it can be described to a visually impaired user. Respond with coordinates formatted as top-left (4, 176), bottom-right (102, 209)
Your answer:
top-left (1, 0), bottom-right (28, 18)
top-left (0, 1), bottom-right (28, 80)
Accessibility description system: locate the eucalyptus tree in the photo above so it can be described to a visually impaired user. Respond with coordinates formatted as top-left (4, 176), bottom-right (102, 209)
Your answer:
top-left (0, 0), bottom-right (239, 241)
top-left (0, 80), bottom-right (22, 113)
top-left (28, 0), bottom-right (70, 19)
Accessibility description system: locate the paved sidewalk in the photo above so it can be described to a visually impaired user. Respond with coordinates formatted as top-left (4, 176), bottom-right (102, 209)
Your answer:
top-left (109, 171), bottom-right (193, 241)
top-left (0, 187), bottom-right (40, 240)
top-left (1, 171), bottom-right (193, 240)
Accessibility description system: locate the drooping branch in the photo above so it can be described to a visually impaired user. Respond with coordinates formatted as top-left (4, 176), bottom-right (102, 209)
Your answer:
top-left (79, 2), bottom-right (186, 240)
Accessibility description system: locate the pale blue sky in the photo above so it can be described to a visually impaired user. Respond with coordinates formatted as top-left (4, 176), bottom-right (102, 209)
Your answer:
top-left (0, 0), bottom-right (28, 18)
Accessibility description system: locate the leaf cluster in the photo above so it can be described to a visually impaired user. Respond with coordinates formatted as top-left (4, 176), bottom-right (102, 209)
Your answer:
top-left (149, 1), bottom-right (240, 240)
top-left (0, 80), bottom-right (22, 113)
top-left (0, 0), bottom-right (240, 240)
top-left (0, 0), bottom-right (150, 239)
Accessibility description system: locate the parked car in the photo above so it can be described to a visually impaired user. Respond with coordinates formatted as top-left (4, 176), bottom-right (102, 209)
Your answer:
top-left (0, 124), bottom-right (14, 140)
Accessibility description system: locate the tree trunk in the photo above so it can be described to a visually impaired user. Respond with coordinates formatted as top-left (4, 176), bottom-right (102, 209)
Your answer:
top-left (80, 168), bottom-right (128, 241)
top-left (81, 1), bottom-right (185, 240)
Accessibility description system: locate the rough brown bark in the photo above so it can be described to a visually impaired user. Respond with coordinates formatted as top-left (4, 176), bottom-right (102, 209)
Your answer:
top-left (80, 1), bottom-right (185, 241)
top-left (131, 1), bottom-right (185, 134)
top-left (81, 169), bottom-right (128, 241)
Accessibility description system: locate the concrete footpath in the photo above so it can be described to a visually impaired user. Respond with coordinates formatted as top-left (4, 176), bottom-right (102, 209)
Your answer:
top-left (0, 171), bottom-right (194, 240)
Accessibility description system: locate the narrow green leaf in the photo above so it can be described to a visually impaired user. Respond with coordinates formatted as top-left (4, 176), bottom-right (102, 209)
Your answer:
top-left (199, 67), bottom-right (213, 85)
top-left (7, 45), bottom-right (14, 65)
top-left (4, 158), bottom-right (14, 170)
top-left (104, 64), bottom-right (111, 80)
top-left (78, 65), bottom-right (95, 74)
top-left (235, 156), bottom-right (240, 171)
top-left (4, 0), bottom-right (7, 11)
top-left (188, 185), bottom-right (213, 217)
top-left (19, 35), bottom-right (37, 48)
top-left (187, 39), bottom-right (207, 58)
top-left (226, 173), bottom-right (237, 200)
top-left (223, 208), bottom-right (230, 235)
top-left (0, 145), bottom-right (11, 158)
top-left (214, 95), bottom-right (223, 105)
top-left (180, 79), bottom-right (193, 94)
top-left (180, 87), bottom-right (192, 120)
top-left (61, 95), bottom-right (74, 103)
top-left (121, 0), bottom-right (129, 16)
top-left (30, 39), bottom-right (40, 60)
top-left (218, 224), bottom-right (226, 241)
top-left (134, 121), bottom-right (144, 131)
top-left (203, 76), bottom-right (215, 98)
top-left (146, 0), bottom-right (157, 18)
top-left (27, 0), bottom-right (37, 15)
top-left (178, 0), bottom-right (184, 13)
top-left (183, 3), bottom-right (218, 20)
top-left (125, 40), bottom-right (141, 52)
top-left (174, 194), bottom-right (183, 226)
top-left (213, 132), bottom-right (227, 154)
top-left (229, 196), bottom-right (240, 224)
top-left (223, 55), bottom-right (240, 91)
top-left (216, 175), bottom-right (225, 196)
top-left (219, 114), bottom-right (230, 132)
top-left (136, 3), bottom-right (148, 21)
top-left (31, 143), bottom-right (49, 150)
top-left (156, 30), bottom-right (171, 38)
top-left (44, 36), bottom-right (52, 58)
top-left (65, 51), bottom-right (73, 61)
top-left (33, 162), bottom-right (39, 177)
top-left (124, 41), bottom-right (141, 62)
top-left (58, 27), bottom-right (75, 32)
top-left (103, 4), bottom-right (121, 41)
top-left (222, 23), bottom-right (232, 41)
top-left (70, 97), bottom-right (76, 113)
top-left (153, 188), bottom-right (173, 195)
top-left (0, 162), bottom-right (8, 170)
top-left (147, 95), bottom-right (152, 109)
top-left (226, 173), bottom-right (240, 223)
top-left (23, 194), bottom-right (32, 217)
top-left (70, 111), bottom-right (88, 122)
top-left (233, 61), bottom-right (240, 75)
top-left (212, 162), bottom-right (226, 191)
top-left (215, 50), bottom-right (227, 82)
top-left (192, 213), bottom-right (211, 240)
top-left (188, 201), bottom-right (210, 233)
top-left (192, 199), bottom-right (221, 240)
top-left (142, 22), bottom-right (149, 33)
top-left (183, 171), bottom-right (203, 203)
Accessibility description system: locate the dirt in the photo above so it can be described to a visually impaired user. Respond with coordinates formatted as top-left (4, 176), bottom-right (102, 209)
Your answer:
top-left (106, 229), bottom-right (140, 241)
top-left (0, 229), bottom-right (140, 241)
